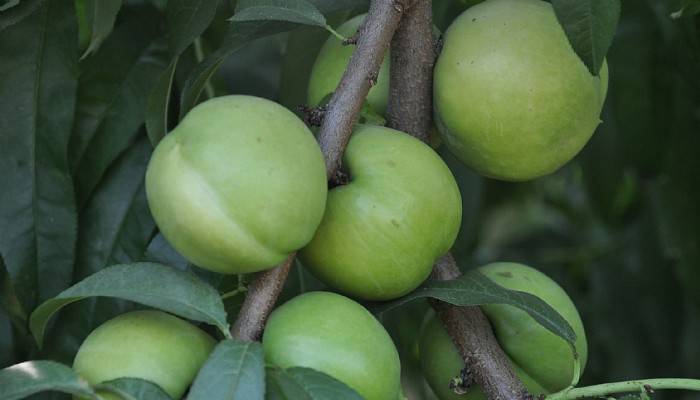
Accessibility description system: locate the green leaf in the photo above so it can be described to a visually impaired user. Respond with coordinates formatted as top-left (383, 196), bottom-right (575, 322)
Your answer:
top-left (145, 0), bottom-right (221, 144)
top-left (188, 340), bottom-right (265, 400)
top-left (0, 360), bottom-right (97, 400)
top-left (81, 0), bottom-right (123, 58)
top-left (97, 377), bottom-right (172, 400)
top-left (373, 271), bottom-right (577, 346)
top-left (166, 0), bottom-right (221, 56)
top-left (70, 4), bottom-right (168, 207)
top-left (43, 138), bottom-right (156, 363)
top-left (232, 0), bottom-right (327, 28)
top-left (179, 20), bottom-right (296, 119)
top-left (279, 25), bottom-right (334, 112)
top-left (0, 0), bottom-right (44, 31)
top-left (551, 0), bottom-right (621, 75)
top-left (0, 0), bottom-right (79, 312)
top-left (29, 262), bottom-right (230, 348)
top-left (266, 367), bottom-right (363, 400)
top-left (145, 59), bottom-right (178, 146)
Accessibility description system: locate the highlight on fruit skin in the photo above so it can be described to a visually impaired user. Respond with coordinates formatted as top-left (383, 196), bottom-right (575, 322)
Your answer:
top-left (72, 310), bottom-right (215, 400)
top-left (419, 262), bottom-right (588, 399)
top-left (262, 291), bottom-right (402, 400)
top-left (433, 0), bottom-right (609, 181)
top-left (145, 95), bottom-right (328, 275)
top-left (299, 124), bottom-right (462, 301)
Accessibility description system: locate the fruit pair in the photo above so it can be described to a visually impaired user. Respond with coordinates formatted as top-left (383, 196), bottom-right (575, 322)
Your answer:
top-left (146, 95), bottom-right (462, 301)
top-left (72, 293), bottom-right (402, 400)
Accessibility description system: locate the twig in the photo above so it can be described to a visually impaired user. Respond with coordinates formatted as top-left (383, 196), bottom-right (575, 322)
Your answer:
top-left (386, 2), bottom-right (528, 399)
top-left (230, 0), bottom-right (407, 341)
top-left (546, 378), bottom-right (700, 399)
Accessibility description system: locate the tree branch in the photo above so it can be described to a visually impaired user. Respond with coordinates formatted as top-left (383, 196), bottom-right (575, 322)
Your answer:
top-left (386, 2), bottom-right (528, 399)
top-left (317, 0), bottom-right (406, 180)
top-left (230, 253), bottom-right (295, 341)
top-left (231, 0), bottom-right (407, 341)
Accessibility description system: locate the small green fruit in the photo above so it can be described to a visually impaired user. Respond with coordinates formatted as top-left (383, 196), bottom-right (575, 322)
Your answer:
top-left (263, 291), bottom-right (402, 400)
top-left (420, 263), bottom-right (587, 399)
top-left (299, 125), bottom-right (462, 300)
top-left (308, 14), bottom-right (390, 114)
top-left (145, 95), bottom-right (327, 274)
top-left (73, 310), bottom-right (215, 399)
top-left (433, 0), bottom-right (608, 181)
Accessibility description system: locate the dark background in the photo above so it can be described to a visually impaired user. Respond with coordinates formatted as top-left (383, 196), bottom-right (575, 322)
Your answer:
top-left (1, 0), bottom-right (698, 399)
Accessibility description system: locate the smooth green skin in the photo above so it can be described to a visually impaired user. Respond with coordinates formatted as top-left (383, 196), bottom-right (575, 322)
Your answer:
top-left (420, 263), bottom-right (588, 399)
top-left (298, 125), bottom-right (462, 300)
top-left (145, 95), bottom-right (327, 274)
top-left (308, 14), bottom-right (390, 114)
top-left (433, 0), bottom-right (609, 181)
top-left (73, 310), bottom-right (215, 399)
top-left (262, 291), bottom-right (402, 400)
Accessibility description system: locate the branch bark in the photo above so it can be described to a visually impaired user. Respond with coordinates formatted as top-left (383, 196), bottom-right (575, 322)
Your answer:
top-left (387, 2), bottom-right (529, 399)
top-left (317, 0), bottom-right (405, 180)
top-left (231, 0), bottom-right (406, 341)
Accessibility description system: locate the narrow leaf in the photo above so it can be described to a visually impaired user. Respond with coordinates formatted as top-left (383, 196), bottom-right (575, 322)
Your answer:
top-left (97, 377), bottom-right (172, 400)
top-left (145, 0), bottom-right (220, 143)
top-left (146, 59), bottom-right (178, 146)
top-left (81, 0), bottom-right (123, 58)
top-left (0, 0), bottom-right (79, 312)
top-left (551, 0), bottom-right (621, 75)
top-left (0, 360), bottom-right (97, 400)
top-left (266, 367), bottom-right (363, 400)
top-left (44, 138), bottom-right (156, 363)
top-left (0, 0), bottom-right (44, 31)
top-left (179, 20), bottom-right (296, 119)
top-left (166, 0), bottom-right (221, 55)
top-left (671, 0), bottom-right (700, 18)
top-left (70, 5), bottom-right (168, 207)
top-left (188, 340), bottom-right (265, 400)
top-left (232, 0), bottom-right (326, 27)
top-left (373, 271), bottom-right (577, 346)
top-left (29, 262), bottom-right (230, 347)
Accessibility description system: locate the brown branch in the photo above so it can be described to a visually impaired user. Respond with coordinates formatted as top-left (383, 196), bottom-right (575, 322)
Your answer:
top-left (386, 2), bottom-right (528, 400)
top-left (231, 0), bottom-right (407, 342)
top-left (230, 253), bottom-right (295, 341)
top-left (386, 0), bottom-right (433, 142)
top-left (317, 0), bottom-right (406, 179)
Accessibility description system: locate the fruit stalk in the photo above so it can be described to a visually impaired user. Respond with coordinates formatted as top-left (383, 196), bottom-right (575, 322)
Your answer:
top-left (230, 0), bottom-right (407, 341)
top-left (386, 2), bottom-right (528, 399)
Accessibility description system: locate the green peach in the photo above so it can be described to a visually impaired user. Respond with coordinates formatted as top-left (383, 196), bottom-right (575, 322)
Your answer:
top-left (308, 14), bottom-right (390, 114)
top-left (145, 95), bottom-right (327, 274)
top-left (73, 310), bottom-right (215, 399)
top-left (298, 125), bottom-right (462, 300)
top-left (262, 291), bottom-right (401, 400)
top-left (419, 262), bottom-right (587, 399)
top-left (433, 0), bottom-right (608, 181)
